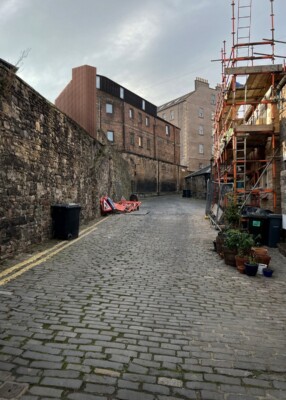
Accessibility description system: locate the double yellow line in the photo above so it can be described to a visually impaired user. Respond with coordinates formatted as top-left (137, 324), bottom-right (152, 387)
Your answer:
top-left (0, 218), bottom-right (107, 286)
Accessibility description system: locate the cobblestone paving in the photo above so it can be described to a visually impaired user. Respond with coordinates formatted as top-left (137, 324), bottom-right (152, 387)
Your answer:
top-left (0, 195), bottom-right (285, 399)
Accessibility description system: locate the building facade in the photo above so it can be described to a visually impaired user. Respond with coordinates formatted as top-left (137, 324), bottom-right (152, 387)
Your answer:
top-left (157, 78), bottom-right (219, 172)
top-left (55, 65), bottom-right (184, 195)
top-left (280, 83), bottom-right (286, 235)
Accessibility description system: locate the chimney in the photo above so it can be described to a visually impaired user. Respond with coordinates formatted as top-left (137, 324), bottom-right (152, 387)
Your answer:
top-left (195, 77), bottom-right (209, 90)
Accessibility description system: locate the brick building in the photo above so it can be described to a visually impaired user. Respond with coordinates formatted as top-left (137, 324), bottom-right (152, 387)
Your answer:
top-left (157, 78), bottom-right (220, 172)
top-left (55, 65), bottom-right (184, 195)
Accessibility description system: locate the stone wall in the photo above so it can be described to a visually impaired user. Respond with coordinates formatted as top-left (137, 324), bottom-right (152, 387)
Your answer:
top-left (157, 78), bottom-right (219, 171)
top-left (186, 174), bottom-right (209, 199)
top-left (280, 87), bottom-right (286, 231)
top-left (122, 153), bottom-right (182, 194)
top-left (0, 62), bottom-right (131, 261)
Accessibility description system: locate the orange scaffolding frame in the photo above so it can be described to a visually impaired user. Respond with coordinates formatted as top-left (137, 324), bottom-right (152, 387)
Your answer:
top-left (212, 0), bottom-right (286, 212)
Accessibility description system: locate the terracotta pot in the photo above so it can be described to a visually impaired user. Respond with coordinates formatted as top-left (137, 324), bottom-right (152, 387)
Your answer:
top-left (237, 265), bottom-right (245, 274)
top-left (235, 255), bottom-right (248, 273)
top-left (255, 254), bottom-right (271, 267)
top-left (251, 247), bottom-right (268, 256)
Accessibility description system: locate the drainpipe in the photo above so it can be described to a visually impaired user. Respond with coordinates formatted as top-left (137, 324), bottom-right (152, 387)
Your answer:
top-left (154, 118), bottom-right (160, 195)
top-left (98, 97), bottom-right (102, 130)
top-left (122, 102), bottom-right (126, 151)
top-left (157, 159), bottom-right (160, 196)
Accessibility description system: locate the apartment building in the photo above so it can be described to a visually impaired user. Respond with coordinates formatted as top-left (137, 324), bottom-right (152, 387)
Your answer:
top-left (55, 65), bottom-right (184, 195)
top-left (157, 78), bottom-right (219, 172)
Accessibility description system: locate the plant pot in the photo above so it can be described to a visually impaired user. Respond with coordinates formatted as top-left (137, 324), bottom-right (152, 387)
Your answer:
top-left (251, 247), bottom-right (268, 256)
top-left (223, 247), bottom-right (237, 267)
top-left (254, 254), bottom-right (271, 267)
top-left (263, 268), bottom-right (274, 278)
top-left (235, 255), bottom-right (248, 273)
top-left (244, 262), bottom-right (258, 276)
top-left (258, 263), bottom-right (267, 275)
top-left (216, 234), bottom-right (224, 257)
top-left (237, 264), bottom-right (245, 274)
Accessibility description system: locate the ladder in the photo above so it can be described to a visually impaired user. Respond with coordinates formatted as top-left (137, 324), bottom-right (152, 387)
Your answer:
top-left (236, 0), bottom-right (252, 61)
top-left (235, 136), bottom-right (247, 204)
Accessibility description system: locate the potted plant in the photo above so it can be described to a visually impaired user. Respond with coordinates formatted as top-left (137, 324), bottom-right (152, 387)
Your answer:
top-left (262, 267), bottom-right (274, 278)
top-left (235, 232), bottom-right (255, 273)
top-left (215, 229), bottom-right (226, 258)
top-left (223, 229), bottom-right (240, 266)
top-left (223, 194), bottom-right (241, 229)
top-left (251, 247), bottom-right (271, 266)
top-left (244, 255), bottom-right (259, 276)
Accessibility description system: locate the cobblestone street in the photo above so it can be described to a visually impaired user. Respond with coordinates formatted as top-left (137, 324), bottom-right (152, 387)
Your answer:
top-left (0, 195), bottom-right (285, 400)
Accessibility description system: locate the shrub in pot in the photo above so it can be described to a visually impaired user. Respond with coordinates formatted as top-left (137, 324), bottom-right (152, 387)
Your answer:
top-left (223, 229), bottom-right (240, 267)
top-left (244, 255), bottom-right (259, 276)
top-left (223, 195), bottom-right (241, 229)
top-left (215, 230), bottom-right (225, 258)
top-left (235, 232), bottom-right (255, 273)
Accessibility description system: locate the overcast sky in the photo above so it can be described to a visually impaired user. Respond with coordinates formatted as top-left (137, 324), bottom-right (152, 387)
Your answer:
top-left (1, 0), bottom-right (286, 106)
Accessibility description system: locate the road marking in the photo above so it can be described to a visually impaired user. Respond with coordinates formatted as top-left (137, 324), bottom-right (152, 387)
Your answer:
top-left (0, 241), bottom-right (67, 280)
top-left (0, 218), bottom-right (105, 280)
top-left (0, 217), bottom-right (107, 286)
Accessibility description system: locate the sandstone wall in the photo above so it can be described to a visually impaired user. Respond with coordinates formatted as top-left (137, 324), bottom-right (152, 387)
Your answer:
top-left (122, 153), bottom-right (181, 194)
top-left (280, 95), bottom-right (286, 229)
top-left (0, 63), bottom-right (131, 261)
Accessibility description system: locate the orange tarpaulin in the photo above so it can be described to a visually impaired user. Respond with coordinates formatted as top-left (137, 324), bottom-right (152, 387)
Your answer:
top-left (100, 197), bottom-right (141, 215)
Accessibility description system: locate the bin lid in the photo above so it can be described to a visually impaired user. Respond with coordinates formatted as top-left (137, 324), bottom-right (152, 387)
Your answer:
top-left (242, 206), bottom-right (273, 216)
top-left (52, 203), bottom-right (81, 208)
top-left (247, 214), bottom-right (268, 219)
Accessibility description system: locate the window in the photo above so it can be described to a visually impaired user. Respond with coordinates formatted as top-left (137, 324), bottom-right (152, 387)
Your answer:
top-left (130, 132), bottom-right (134, 145)
top-left (138, 136), bottom-right (143, 147)
top-left (198, 107), bottom-right (204, 118)
top-left (129, 108), bottom-right (134, 119)
top-left (147, 139), bottom-right (151, 150)
top-left (166, 125), bottom-right (170, 136)
top-left (199, 144), bottom-right (204, 154)
top-left (107, 130), bottom-right (114, 142)
top-left (142, 100), bottom-right (145, 110)
top-left (199, 163), bottom-right (203, 169)
top-left (96, 76), bottom-right (101, 89)
top-left (211, 94), bottom-right (216, 105)
top-left (162, 113), bottom-right (166, 120)
top-left (198, 125), bottom-right (204, 135)
top-left (138, 112), bottom-right (142, 124)
top-left (170, 110), bottom-right (174, 120)
top-left (145, 116), bottom-right (150, 126)
top-left (120, 87), bottom-right (124, 99)
top-left (106, 103), bottom-right (113, 114)
top-left (211, 112), bottom-right (215, 121)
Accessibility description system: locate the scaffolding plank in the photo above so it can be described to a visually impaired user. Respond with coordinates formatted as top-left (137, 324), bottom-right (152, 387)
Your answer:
top-left (234, 124), bottom-right (274, 133)
top-left (225, 64), bottom-right (283, 75)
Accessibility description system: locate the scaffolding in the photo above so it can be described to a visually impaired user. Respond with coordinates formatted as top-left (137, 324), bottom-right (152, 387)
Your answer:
top-left (211, 0), bottom-right (286, 218)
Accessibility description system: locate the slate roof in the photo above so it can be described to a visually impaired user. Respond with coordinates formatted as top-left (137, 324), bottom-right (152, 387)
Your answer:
top-left (185, 165), bottom-right (211, 179)
top-left (157, 91), bottom-right (194, 111)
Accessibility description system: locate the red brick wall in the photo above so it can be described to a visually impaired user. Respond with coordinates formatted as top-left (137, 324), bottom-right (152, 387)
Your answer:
top-left (97, 91), bottom-right (180, 166)
top-left (55, 65), bottom-right (97, 139)
top-left (55, 65), bottom-right (182, 194)
top-left (97, 92), bottom-right (124, 147)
